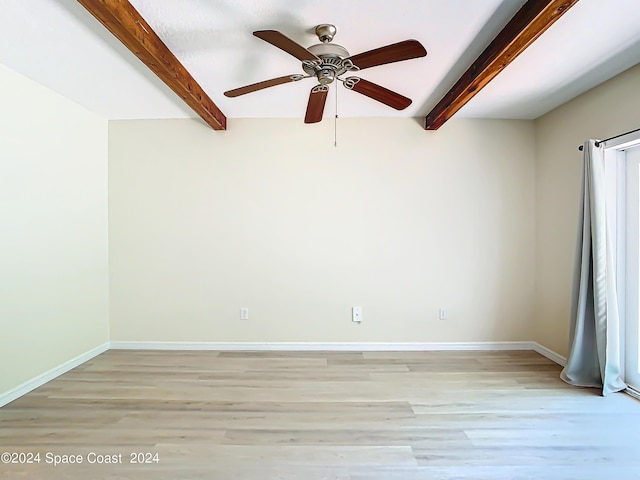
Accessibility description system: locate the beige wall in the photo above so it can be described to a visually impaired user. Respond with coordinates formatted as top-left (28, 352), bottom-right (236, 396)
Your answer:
top-left (534, 63), bottom-right (640, 357)
top-left (0, 65), bottom-right (109, 396)
top-left (108, 117), bottom-right (535, 343)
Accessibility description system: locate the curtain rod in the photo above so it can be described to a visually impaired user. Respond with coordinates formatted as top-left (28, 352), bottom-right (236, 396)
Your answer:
top-left (578, 127), bottom-right (640, 151)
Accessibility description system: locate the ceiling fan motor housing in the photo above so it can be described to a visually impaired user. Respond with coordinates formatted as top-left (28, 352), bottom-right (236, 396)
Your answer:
top-left (307, 43), bottom-right (349, 59)
top-left (303, 43), bottom-right (352, 84)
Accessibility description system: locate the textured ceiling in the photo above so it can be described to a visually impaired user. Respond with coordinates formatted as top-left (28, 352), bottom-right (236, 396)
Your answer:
top-left (1, 0), bottom-right (640, 123)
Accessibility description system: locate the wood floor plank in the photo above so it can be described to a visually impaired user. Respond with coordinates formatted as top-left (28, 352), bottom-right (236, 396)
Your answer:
top-left (1, 349), bottom-right (639, 479)
top-left (153, 444), bottom-right (418, 466)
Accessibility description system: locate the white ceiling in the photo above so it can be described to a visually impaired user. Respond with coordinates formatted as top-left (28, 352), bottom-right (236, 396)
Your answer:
top-left (1, 0), bottom-right (640, 123)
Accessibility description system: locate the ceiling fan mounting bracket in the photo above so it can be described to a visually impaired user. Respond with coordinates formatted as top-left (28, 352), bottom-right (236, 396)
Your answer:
top-left (315, 24), bottom-right (337, 43)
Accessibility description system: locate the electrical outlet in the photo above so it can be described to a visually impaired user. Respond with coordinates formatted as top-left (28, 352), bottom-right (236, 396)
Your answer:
top-left (439, 308), bottom-right (446, 320)
top-left (240, 307), bottom-right (249, 320)
top-left (352, 306), bottom-right (363, 323)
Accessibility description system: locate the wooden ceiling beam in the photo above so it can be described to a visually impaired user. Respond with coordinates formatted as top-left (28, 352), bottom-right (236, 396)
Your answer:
top-left (77, 0), bottom-right (226, 130)
top-left (425, 0), bottom-right (580, 130)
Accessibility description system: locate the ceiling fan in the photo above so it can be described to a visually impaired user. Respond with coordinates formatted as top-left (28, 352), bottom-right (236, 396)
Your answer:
top-left (224, 25), bottom-right (427, 123)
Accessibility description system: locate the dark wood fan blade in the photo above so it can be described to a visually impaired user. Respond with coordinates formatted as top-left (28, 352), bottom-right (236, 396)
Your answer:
top-left (224, 75), bottom-right (306, 97)
top-left (304, 86), bottom-right (328, 124)
top-left (254, 30), bottom-right (320, 62)
top-left (344, 77), bottom-right (412, 110)
top-left (346, 40), bottom-right (427, 70)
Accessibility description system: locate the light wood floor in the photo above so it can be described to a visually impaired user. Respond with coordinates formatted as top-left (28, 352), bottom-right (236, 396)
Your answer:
top-left (2, 350), bottom-right (640, 479)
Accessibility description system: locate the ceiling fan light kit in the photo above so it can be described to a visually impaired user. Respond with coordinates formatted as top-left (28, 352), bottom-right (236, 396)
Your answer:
top-left (224, 24), bottom-right (427, 124)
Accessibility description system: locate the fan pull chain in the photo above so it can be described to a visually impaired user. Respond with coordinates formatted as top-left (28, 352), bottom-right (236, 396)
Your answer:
top-left (334, 83), bottom-right (338, 147)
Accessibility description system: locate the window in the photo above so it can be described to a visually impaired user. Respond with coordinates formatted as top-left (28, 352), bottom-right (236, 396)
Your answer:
top-left (624, 145), bottom-right (640, 391)
top-left (604, 133), bottom-right (640, 393)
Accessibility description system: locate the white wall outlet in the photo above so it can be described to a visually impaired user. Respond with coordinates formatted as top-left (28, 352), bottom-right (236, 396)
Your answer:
top-left (439, 308), bottom-right (446, 320)
top-left (240, 307), bottom-right (249, 320)
top-left (352, 306), bottom-right (363, 323)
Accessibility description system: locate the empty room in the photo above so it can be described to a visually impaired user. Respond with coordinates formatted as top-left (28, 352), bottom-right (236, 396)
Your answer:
top-left (3, 0), bottom-right (640, 478)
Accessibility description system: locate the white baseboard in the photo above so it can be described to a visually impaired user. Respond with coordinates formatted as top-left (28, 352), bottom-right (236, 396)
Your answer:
top-left (532, 342), bottom-right (567, 366)
top-left (109, 341), bottom-right (534, 352)
top-left (0, 342), bottom-right (110, 408)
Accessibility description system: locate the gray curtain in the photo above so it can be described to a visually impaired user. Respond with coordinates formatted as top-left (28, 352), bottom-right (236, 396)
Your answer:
top-left (560, 140), bottom-right (626, 396)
